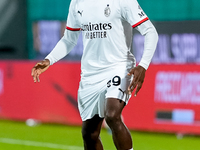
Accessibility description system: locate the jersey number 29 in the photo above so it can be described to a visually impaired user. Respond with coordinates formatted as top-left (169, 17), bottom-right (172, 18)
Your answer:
top-left (107, 76), bottom-right (121, 88)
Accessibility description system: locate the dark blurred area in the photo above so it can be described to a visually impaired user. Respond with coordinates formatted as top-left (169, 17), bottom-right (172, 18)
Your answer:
top-left (0, 0), bottom-right (27, 59)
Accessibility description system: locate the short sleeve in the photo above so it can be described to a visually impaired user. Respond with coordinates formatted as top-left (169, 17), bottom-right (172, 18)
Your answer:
top-left (121, 0), bottom-right (149, 28)
top-left (66, 0), bottom-right (81, 30)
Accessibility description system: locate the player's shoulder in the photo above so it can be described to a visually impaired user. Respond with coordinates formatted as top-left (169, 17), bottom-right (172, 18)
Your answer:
top-left (69, 0), bottom-right (84, 9)
top-left (69, 0), bottom-right (80, 7)
top-left (69, 0), bottom-right (80, 13)
top-left (70, 0), bottom-right (77, 5)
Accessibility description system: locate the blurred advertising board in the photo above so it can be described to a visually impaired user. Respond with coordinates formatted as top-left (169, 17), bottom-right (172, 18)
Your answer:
top-left (123, 64), bottom-right (200, 134)
top-left (133, 21), bottom-right (200, 64)
top-left (0, 61), bottom-right (200, 134)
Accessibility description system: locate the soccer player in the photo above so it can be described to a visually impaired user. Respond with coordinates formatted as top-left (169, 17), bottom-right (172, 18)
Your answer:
top-left (31, 0), bottom-right (158, 149)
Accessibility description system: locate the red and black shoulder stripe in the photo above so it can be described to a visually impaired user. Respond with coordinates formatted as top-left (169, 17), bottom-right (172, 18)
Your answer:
top-left (66, 26), bottom-right (81, 31)
top-left (132, 17), bottom-right (149, 28)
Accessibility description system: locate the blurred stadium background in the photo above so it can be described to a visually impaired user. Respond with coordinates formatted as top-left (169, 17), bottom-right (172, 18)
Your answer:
top-left (0, 0), bottom-right (200, 149)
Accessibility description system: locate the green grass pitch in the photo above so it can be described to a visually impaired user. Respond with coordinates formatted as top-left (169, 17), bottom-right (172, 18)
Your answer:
top-left (0, 120), bottom-right (199, 150)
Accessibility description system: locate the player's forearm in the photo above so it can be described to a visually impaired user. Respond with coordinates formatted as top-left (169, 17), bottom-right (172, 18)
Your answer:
top-left (136, 20), bottom-right (158, 70)
top-left (45, 37), bottom-right (75, 65)
top-left (45, 30), bottom-right (80, 65)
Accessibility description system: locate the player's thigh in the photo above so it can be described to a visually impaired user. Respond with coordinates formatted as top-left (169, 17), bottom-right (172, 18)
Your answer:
top-left (82, 114), bottom-right (104, 137)
top-left (104, 98), bottom-right (125, 119)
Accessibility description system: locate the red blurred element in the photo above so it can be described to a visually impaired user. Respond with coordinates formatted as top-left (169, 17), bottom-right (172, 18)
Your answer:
top-left (0, 61), bottom-right (200, 134)
top-left (0, 61), bottom-right (82, 125)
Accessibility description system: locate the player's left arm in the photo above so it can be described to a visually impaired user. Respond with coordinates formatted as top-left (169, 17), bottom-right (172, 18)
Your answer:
top-left (128, 20), bottom-right (158, 96)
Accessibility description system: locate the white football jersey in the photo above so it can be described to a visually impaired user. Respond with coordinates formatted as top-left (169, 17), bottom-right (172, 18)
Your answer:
top-left (66, 0), bottom-right (148, 79)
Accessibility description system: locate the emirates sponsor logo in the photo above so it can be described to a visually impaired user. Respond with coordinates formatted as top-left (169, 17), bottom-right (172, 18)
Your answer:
top-left (81, 22), bottom-right (112, 31)
top-left (81, 22), bottom-right (112, 39)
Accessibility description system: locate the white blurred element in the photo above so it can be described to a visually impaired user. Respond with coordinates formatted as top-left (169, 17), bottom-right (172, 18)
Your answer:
top-left (154, 71), bottom-right (200, 104)
top-left (103, 120), bottom-right (112, 134)
top-left (182, 34), bottom-right (197, 58)
top-left (0, 69), bottom-right (3, 95)
top-left (0, 0), bottom-right (18, 37)
top-left (26, 119), bottom-right (40, 127)
top-left (171, 34), bottom-right (198, 63)
top-left (172, 109), bottom-right (194, 124)
top-left (176, 133), bottom-right (184, 139)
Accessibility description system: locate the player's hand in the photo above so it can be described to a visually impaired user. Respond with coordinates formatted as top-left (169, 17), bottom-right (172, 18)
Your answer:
top-left (128, 65), bottom-right (146, 96)
top-left (31, 59), bottom-right (50, 83)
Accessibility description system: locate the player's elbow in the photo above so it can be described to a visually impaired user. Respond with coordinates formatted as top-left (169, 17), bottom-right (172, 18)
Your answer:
top-left (147, 25), bottom-right (159, 44)
top-left (152, 27), bottom-right (159, 44)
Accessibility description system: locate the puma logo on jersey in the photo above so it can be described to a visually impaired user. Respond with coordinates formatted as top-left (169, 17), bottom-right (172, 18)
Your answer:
top-left (78, 10), bottom-right (83, 16)
top-left (119, 88), bottom-right (126, 96)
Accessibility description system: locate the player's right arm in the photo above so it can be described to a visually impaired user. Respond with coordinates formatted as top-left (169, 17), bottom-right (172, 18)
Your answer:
top-left (31, 0), bottom-right (81, 83)
top-left (44, 0), bottom-right (81, 65)
top-left (31, 28), bottom-right (81, 83)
